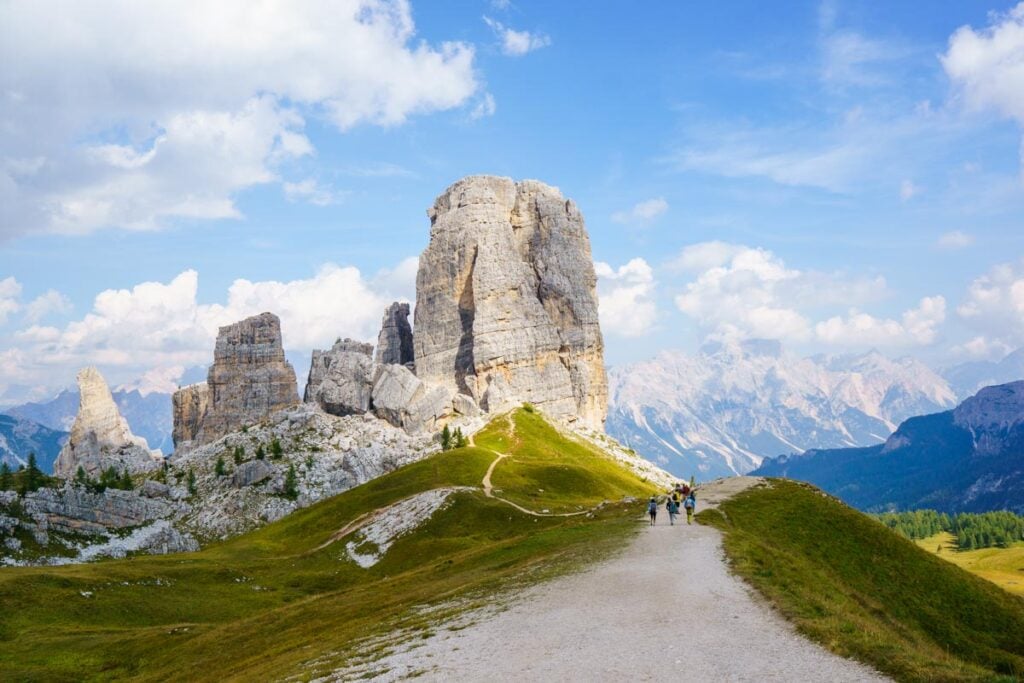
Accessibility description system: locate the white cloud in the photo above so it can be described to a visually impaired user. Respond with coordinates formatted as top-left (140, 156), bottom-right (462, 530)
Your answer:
top-left (0, 1), bottom-right (481, 238)
top-left (671, 241), bottom-right (939, 348)
top-left (815, 296), bottom-right (946, 347)
top-left (24, 290), bottom-right (72, 323)
top-left (594, 258), bottom-right (657, 338)
top-left (937, 230), bottom-right (974, 249)
top-left (941, 3), bottom-right (1024, 174)
top-left (611, 198), bottom-right (668, 226)
top-left (471, 93), bottom-right (497, 120)
top-left (0, 261), bottom-right (418, 402)
top-left (900, 179), bottom-right (920, 200)
top-left (956, 259), bottom-right (1024, 352)
top-left (283, 178), bottom-right (339, 207)
top-left (483, 17), bottom-right (551, 56)
top-left (820, 30), bottom-right (905, 87)
top-left (950, 334), bottom-right (1013, 360)
top-left (0, 277), bottom-right (21, 324)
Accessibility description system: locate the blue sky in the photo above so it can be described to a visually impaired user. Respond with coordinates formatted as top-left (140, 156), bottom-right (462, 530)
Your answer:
top-left (1, 0), bottom-right (1023, 402)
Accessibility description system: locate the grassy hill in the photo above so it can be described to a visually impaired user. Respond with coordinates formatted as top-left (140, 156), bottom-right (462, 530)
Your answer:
top-left (700, 479), bottom-right (1024, 682)
top-left (914, 532), bottom-right (1024, 598)
top-left (0, 409), bottom-right (655, 682)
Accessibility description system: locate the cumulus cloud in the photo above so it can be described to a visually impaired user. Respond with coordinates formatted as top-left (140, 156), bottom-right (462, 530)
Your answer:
top-left (594, 259), bottom-right (657, 337)
top-left (24, 290), bottom-right (72, 323)
top-left (937, 230), bottom-right (975, 249)
top-left (671, 241), bottom-right (940, 348)
top-left (0, 277), bottom-right (21, 324)
top-left (0, 261), bottom-right (417, 402)
top-left (941, 3), bottom-right (1024, 174)
top-left (956, 259), bottom-right (1024, 353)
top-left (0, 1), bottom-right (481, 238)
top-left (611, 198), bottom-right (668, 226)
top-left (483, 17), bottom-right (551, 56)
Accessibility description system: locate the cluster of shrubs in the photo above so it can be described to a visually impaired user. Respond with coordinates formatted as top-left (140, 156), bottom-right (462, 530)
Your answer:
top-left (875, 509), bottom-right (1024, 550)
top-left (439, 424), bottom-right (467, 451)
top-left (74, 464), bottom-right (134, 493)
top-left (215, 437), bottom-right (296, 499)
top-left (0, 453), bottom-right (54, 495)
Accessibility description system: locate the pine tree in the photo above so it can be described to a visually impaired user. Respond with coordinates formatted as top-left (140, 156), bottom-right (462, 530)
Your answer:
top-left (270, 438), bottom-right (283, 459)
top-left (454, 427), bottom-right (467, 448)
top-left (75, 466), bottom-right (89, 487)
top-left (187, 469), bottom-right (197, 496)
top-left (98, 466), bottom-right (119, 492)
top-left (25, 452), bottom-right (41, 492)
top-left (255, 444), bottom-right (266, 460)
top-left (215, 456), bottom-right (227, 477)
top-left (233, 445), bottom-right (244, 464)
top-left (0, 462), bottom-right (11, 491)
top-left (440, 424), bottom-right (452, 451)
top-left (119, 470), bottom-right (133, 490)
top-left (283, 464), bottom-right (298, 501)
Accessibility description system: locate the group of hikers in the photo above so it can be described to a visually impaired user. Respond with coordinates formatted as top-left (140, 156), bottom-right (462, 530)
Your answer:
top-left (647, 482), bottom-right (697, 526)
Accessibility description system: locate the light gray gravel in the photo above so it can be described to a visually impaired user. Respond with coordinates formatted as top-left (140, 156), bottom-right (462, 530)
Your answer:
top-left (335, 478), bottom-right (889, 682)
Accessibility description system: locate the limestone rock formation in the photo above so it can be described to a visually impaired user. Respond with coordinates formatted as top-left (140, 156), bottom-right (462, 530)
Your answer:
top-left (53, 367), bottom-right (162, 478)
top-left (304, 339), bottom-right (375, 416)
top-left (414, 175), bottom-right (607, 429)
top-left (172, 382), bottom-right (209, 451)
top-left (375, 302), bottom-right (415, 367)
top-left (371, 364), bottom-right (452, 433)
top-left (173, 312), bottom-right (299, 450)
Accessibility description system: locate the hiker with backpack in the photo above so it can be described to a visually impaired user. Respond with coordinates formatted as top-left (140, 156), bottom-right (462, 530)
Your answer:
top-left (666, 496), bottom-right (680, 525)
top-left (647, 496), bottom-right (658, 526)
top-left (684, 492), bottom-right (696, 525)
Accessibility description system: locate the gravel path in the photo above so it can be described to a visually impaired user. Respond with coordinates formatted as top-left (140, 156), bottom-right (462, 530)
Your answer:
top-left (344, 477), bottom-right (888, 682)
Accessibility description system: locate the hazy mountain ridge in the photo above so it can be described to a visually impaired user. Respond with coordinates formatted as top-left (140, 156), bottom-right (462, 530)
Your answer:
top-left (753, 380), bottom-right (1024, 514)
top-left (607, 340), bottom-right (957, 479)
top-left (0, 414), bottom-right (66, 470)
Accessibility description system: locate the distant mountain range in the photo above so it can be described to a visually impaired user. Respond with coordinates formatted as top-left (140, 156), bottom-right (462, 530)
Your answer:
top-left (0, 414), bottom-right (66, 471)
top-left (7, 388), bottom-right (173, 455)
top-left (943, 347), bottom-right (1024, 401)
top-left (753, 380), bottom-right (1024, 514)
top-left (607, 340), bottom-right (958, 479)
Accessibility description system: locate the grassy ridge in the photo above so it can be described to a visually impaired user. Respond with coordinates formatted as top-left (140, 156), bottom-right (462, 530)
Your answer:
top-left (0, 410), bottom-right (653, 681)
top-left (700, 479), bottom-right (1024, 682)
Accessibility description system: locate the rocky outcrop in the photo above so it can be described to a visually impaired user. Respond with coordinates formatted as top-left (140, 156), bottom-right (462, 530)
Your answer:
top-left (414, 176), bottom-right (607, 429)
top-left (304, 339), bottom-right (375, 416)
top-left (375, 302), bottom-right (415, 367)
top-left (53, 367), bottom-right (162, 478)
top-left (172, 382), bottom-right (209, 451)
top-left (232, 459), bottom-right (275, 488)
top-left (23, 485), bottom-right (182, 536)
top-left (173, 312), bottom-right (299, 450)
top-left (371, 364), bottom-right (453, 433)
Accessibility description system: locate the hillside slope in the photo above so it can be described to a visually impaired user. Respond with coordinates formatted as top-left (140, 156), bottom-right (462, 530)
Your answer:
top-left (0, 409), bottom-right (659, 681)
top-left (753, 381), bottom-right (1024, 513)
top-left (701, 479), bottom-right (1024, 681)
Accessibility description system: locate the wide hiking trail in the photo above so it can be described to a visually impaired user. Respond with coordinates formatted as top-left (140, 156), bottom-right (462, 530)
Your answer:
top-left (349, 476), bottom-right (889, 682)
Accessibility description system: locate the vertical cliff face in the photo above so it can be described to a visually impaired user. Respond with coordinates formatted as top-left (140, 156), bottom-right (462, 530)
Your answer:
top-left (54, 367), bottom-right (162, 477)
top-left (172, 312), bottom-right (299, 450)
top-left (171, 382), bottom-right (210, 451)
top-left (375, 302), bottom-right (415, 367)
top-left (413, 176), bottom-right (607, 429)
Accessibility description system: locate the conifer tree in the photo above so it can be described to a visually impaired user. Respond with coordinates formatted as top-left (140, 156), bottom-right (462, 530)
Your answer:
top-left (440, 424), bottom-right (452, 451)
top-left (284, 464), bottom-right (298, 501)
top-left (187, 468), bottom-right (197, 496)
top-left (270, 438), bottom-right (283, 459)
top-left (0, 461), bottom-right (11, 491)
top-left (255, 444), bottom-right (266, 460)
top-left (215, 456), bottom-right (227, 477)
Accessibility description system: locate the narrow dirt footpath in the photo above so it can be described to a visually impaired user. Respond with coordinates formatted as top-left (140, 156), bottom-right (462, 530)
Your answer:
top-left (351, 477), bottom-right (888, 682)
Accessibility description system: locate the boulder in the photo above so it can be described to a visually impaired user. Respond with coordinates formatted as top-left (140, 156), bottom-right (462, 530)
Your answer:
top-left (371, 364), bottom-right (452, 433)
top-left (413, 176), bottom-right (607, 429)
top-left (304, 339), bottom-right (375, 416)
top-left (232, 460), bottom-right (275, 488)
top-left (375, 302), bottom-right (415, 367)
top-left (53, 367), bottom-right (163, 478)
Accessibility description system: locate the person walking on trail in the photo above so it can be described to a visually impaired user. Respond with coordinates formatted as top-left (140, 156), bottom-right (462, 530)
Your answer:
top-left (666, 496), bottom-right (679, 526)
top-left (684, 493), bottom-right (696, 525)
top-left (647, 497), bottom-right (658, 526)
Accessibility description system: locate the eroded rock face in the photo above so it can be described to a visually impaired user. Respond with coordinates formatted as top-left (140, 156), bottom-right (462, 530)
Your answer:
top-left (53, 367), bottom-right (162, 478)
top-left (172, 382), bottom-right (210, 450)
top-left (375, 302), bottom-right (415, 367)
top-left (414, 176), bottom-right (607, 429)
top-left (23, 485), bottom-right (181, 536)
top-left (174, 313), bottom-right (299, 450)
top-left (304, 339), bottom-right (375, 416)
top-left (371, 364), bottom-right (452, 433)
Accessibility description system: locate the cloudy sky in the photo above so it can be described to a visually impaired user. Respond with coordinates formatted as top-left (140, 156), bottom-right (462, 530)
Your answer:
top-left (1, 0), bottom-right (1023, 403)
